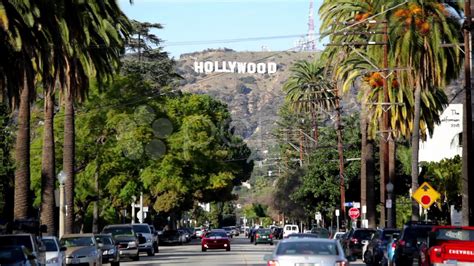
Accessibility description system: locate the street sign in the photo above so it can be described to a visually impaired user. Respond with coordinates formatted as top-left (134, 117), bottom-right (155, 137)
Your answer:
top-left (353, 202), bottom-right (361, 208)
top-left (386, 199), bottom-right (392, 209)
top-left (315, 212), bottom-right (322, 221)
top-left (335, 209), bottom-right (340, 217)
top-left (344, 202), bottom-right (353, 207)
top-left (348, 207), bottom-right (360, 220)
top-left (412, 182), bottom-right (441, 209)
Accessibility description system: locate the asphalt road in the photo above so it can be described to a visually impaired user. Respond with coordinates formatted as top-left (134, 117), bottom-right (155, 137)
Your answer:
top-left (120, 236), bottom-right (365, 266)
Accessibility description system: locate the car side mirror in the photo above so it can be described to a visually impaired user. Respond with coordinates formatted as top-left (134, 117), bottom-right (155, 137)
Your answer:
top-left (263, 254), bottom-right (272, 261)
top-left (60, 246), bottom-right (67, 252)
top-left (40, 224), bottom-right (48, 233)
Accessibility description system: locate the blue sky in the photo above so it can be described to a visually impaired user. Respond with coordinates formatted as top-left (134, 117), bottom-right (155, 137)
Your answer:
top-left (118, 0), bottom-right (323, 58)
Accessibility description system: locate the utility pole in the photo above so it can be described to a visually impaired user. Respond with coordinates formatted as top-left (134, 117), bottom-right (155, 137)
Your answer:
top-left (462, 0), bottom-right (474, 226)
top-left (334, 87), bottom-right (346, 225)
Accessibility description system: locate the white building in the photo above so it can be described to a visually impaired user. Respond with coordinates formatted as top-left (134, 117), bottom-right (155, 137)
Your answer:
top-left (419, 104), bottom-right (463, 163)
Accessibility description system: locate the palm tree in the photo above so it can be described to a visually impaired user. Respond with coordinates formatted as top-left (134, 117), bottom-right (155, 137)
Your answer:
top-left (59, 0), bottom-right (131, 233)
top-left (283, 60), bottom-right (336, 146)
top-left (389, 0), bottom-right (461, 220)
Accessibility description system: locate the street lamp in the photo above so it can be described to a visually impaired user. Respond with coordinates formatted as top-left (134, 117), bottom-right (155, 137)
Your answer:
top-left (57, 170), bottom-right (67, 238)
top-left (386, 181), bottom-right (394, 228)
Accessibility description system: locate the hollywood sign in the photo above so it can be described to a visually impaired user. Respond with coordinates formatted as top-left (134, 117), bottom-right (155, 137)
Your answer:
top-left (193, 61), bottom-right (277, 74)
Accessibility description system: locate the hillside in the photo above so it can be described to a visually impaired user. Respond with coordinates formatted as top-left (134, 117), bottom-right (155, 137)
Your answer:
top-left (175, 49), bottom-right (361, 155)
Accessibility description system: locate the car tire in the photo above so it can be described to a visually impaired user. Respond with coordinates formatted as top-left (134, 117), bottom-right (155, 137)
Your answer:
top-left (147, 248), bottom-right (154, 256)
top-left (270, 242), bottom-right (273, 246)
top-left (202, 247), bottom-right (207, 252)
top-left (154, 243), bottom-right (159, 253)
top-left (254, 241), bottom-right (257, 245)
top-left (226, 247), bottom-right (231, 251)
top-left (364, 251), bottom-right (373, 265)
top-left (111, 261), bottom-right (120, 266)
top-left (132, 254), bottom-right (140, 261)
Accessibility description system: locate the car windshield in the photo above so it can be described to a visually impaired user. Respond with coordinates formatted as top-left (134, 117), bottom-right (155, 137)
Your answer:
top-left (96, 236), bottom-right (114, 245)
top-left (133, 225), bottom-right (151, 234)
top-left (103, 227), bottom-right (134, 236)
top-left (276, 241), bottom-right (339, 256)
top-left (205, 232), bottom-right (227, 238)
top-left (258, 229), bottom-right (272, 234)
top-left (0, 236), bottom-right (33, 250)
top-left (435, 228), bottom-right (474, 241)
top-left (354, 230), bottom-right (375, 240)
top-left (61, 237), bottom-right (94, 247)
top-left (42, 238), bottom-right (58, 252)
top-left (0, 246), bottom-right (26, 263)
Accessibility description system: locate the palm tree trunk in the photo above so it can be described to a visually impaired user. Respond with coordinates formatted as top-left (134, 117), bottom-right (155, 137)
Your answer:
top-left (389, 139), bottom-right (396, 227)
top-left (411, 84), bottom-right (421, 221)
top-left (379, 128), bottom-right (386, 227)
top-left (14, 76), bottom-right (31, 220)
top-left (40, 89), bottom-right (56, 235)
top-left (63, 89), bottom-right (75, 234)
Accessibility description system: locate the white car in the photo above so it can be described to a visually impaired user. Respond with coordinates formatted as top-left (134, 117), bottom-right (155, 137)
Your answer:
top-left (283, 224), bottom-right (299, 238)
top-left (41, 236), bottom-right (66, 266)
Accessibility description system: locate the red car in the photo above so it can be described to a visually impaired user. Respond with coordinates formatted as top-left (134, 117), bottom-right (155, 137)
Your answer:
top-left (420, 225), bottom-right (474, 266)
top-left (201, 230), bottom-right (231, 252)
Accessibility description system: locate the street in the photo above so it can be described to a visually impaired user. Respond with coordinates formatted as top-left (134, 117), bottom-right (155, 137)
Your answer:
top-left (121, 236), bottom-right (365, 266)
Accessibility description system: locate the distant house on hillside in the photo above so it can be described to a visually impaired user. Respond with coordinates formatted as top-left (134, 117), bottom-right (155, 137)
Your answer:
top-left (419, 104), bottom-right (463, 163)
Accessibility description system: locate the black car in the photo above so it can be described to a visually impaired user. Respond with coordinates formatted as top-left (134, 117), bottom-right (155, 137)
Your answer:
top-left (310, 227), bottom-right (331, 238)
top-left (271, 227), bottom-right (283, 240)
top-left (341, 228), bottom-right (376, 261)
top-left (363, 228), bottom-right (400, 266)
top-left (159, 230), bottom-right (183, 245)
top-left (95, 234), bottom-right (120, 266)
top-left (393, 221), bottom-right (437, 265)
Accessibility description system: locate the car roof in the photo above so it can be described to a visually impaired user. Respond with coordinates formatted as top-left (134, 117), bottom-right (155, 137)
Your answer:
top-left (279, 238), bottom-right (337, 243)
top-left (62, 233), bottom-right (95, 237)
top-left (104, 224), bottom-right (133, 228)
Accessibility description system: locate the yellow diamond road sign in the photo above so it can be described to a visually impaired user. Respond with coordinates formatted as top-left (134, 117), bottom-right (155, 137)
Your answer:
top-left (412, 182), bottom-right (441, 209)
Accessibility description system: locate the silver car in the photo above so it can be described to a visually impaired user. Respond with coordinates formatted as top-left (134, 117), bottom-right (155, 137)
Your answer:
top-left (41, 236), bottom-right (66, 266)
top-left (264, 238), bottom-right (348, 266)
top-left (60, 234), bottom-right (102, 266)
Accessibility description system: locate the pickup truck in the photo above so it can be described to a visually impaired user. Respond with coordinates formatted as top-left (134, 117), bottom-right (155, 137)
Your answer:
top-left (420, 225), bottom-right (474, 266)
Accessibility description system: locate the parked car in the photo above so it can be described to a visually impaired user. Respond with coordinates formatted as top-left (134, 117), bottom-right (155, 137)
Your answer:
top-left (148, 225), bottom-right (160, 253)
top-left (101, 224), bottom-right (140, 261)
top-left (160, 230), bottom-right (184, 245)
top-left (0, 234), bottom-right (46, 265)
top-left (0, 245), bottom-right (39, 266)
top-left (363, 228), bottom-right (400, 265)
top-left (341, 227), bottom-right (376, 261)
top-left (95, 234), bottom-right (120, 266)
top-left (60, 234), bottom-right (102, 266)
top-left (41, 236), bottom-right (66, 266)
top-left (263, 238), bottom-right (348, 266)
top-left (222, 227), bottom-right (233, 238)
top-left (230, 226), bottom-right (239, 237)
top-left (311, 227), bottom-right (331, 238)
top-left (332, 232), bottom-right (346, 240)
top-left (393, 221), bottom-right (437, 265)
top-left (195, 228), bottom-right (204, 239)
top-left (283, 224), bottom-right (299, 238)
top-left (131, 224), bottom-right (155, 256)
top-left (178, 229), bottom-right (191, 243)
top-left (254, 228), bottom-right (274, 245)
top-left (201, 230), bottom-right (231, 252)
top-left (419, 225), bottom-right (474, 266)
top-left (271, 227), bottom-right (283, 240)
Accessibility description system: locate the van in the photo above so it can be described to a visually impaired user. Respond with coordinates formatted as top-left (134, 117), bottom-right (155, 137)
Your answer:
top-left (283, 224), bottom-right (299, 238)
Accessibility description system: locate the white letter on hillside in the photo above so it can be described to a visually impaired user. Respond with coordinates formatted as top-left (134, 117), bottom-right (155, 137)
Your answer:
top-left (194, 61), bottom-right (204, 73)
top-left (237, 62), bottom-right (247, 73)
top-left (204, 61), bottom-right (213, 73)
top-left (257, 63), bottom-right (266, 74)
top-left (247, 63), bottom-right (256, 73)
top-left (228, 61), bottom-right (237, 73)
top-left (268, 62), bottom-right (277, 74)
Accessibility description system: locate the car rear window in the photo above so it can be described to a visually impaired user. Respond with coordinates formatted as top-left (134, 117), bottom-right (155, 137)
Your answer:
top-left (435, 228), bottom-right (474, 241)
top-left (206, 232), bottom-right (227, 238)
top-left (42, 238), bottom-right (58, 251)
top-left (354, 230), bottom-right (375, 240)
top-left (403, 227), bottom-right (433, 242)
top-left (133, 225), bottom-right (151, 234)
top-left (103, 227), bottom-right (134, 236)
top-left (276, 241), bottom-right (339, 256)
top-left (0, 235), bottom-right (33, 250)
top-left (258, 229), bottom-right (272, 234)
top-left (292, 226), bottom-right (298, 231)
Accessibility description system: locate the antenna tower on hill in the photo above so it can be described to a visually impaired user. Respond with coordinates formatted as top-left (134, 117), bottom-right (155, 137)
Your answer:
top-left (294, 0), bottom-right (317, 51)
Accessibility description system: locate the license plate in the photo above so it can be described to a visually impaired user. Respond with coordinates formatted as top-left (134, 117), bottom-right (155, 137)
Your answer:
top-left (262, 236), bottom-right (267, 238)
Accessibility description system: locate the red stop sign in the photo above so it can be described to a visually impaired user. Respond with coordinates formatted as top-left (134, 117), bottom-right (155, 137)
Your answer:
top-left (349, 207), bottom-right (360, 220)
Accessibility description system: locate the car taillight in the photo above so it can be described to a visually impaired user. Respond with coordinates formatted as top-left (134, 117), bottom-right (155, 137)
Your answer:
top-left (350, 238), bottom-right (358, 244)
top-left (432, 246), bottom-right (442, 257)
top-left (391, 242), bottom-right (397, 249)
top-left (267, 260), bottom-right (279, 266)
top-left (335, 260), bottom-right (348, 266)
top-left (256, 234), bottom-right (260, 239)
top-left (269, 234), bottom-right (273, 239)
top-left (398, 240), bottom-right (405, 247)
